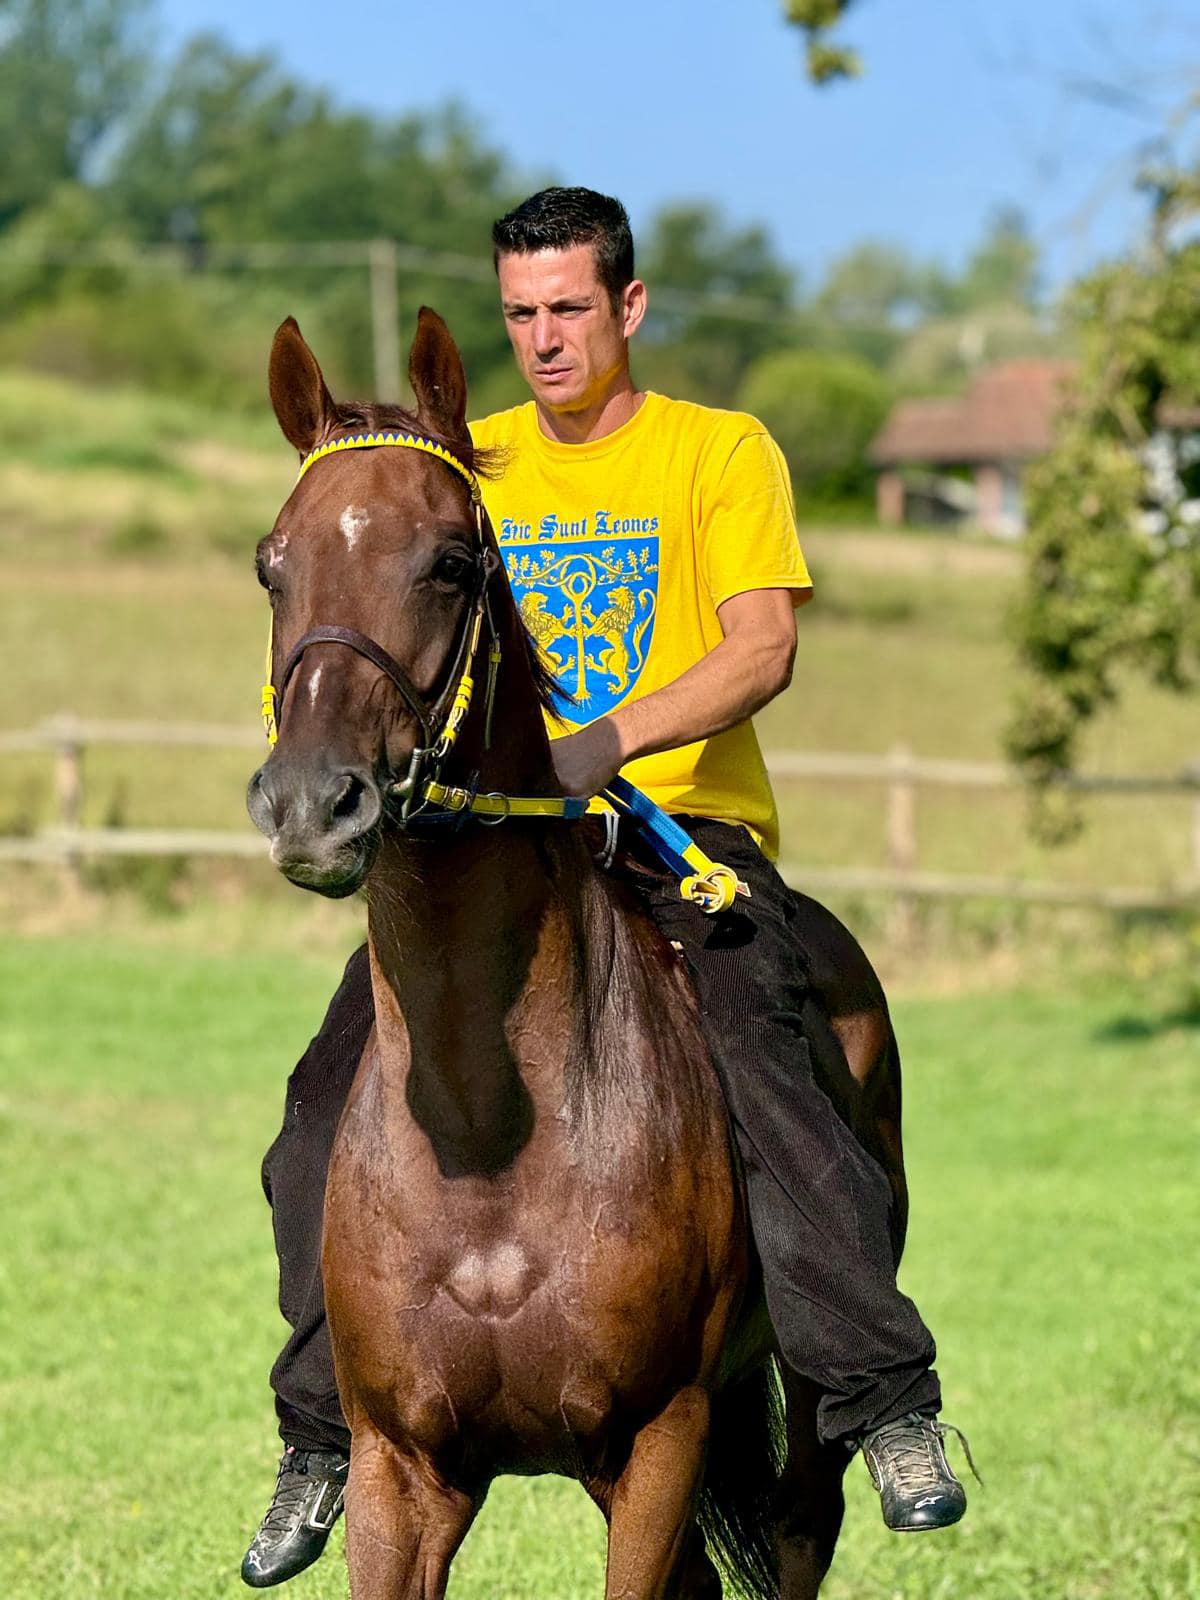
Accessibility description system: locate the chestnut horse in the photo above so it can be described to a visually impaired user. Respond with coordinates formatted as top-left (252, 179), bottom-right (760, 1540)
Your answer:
top-left (247, 309), bottom-right (906, 1600)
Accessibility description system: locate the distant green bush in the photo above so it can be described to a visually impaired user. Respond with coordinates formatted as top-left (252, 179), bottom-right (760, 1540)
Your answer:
top-left (107, 507), bottom-right (168, 555)
top-left (0, 278), bottom-right (311, 410)
top-left (737, 349), bottom-right (890, 507)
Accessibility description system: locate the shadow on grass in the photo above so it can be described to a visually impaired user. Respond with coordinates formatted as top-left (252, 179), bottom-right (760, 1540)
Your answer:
top-left (1093, 1003), bottom-right (1200, 1043)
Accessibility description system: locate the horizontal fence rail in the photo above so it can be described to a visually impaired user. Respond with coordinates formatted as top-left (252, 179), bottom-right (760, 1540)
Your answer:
top-left (765, 748), bottom-right (1200, 794)
top-left (2, 718), bottom-right (1198, 911)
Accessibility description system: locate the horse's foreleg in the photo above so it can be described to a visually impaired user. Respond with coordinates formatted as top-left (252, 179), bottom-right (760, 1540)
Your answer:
top-left (589, 1482), bottom-right (721, 1600)
top-left (343, 1424), bottom-right (476, 1600)
top-left (601, 1386), bottom-right (712, 1600)
top-left (774, 1370), bottom-right (848, 1600)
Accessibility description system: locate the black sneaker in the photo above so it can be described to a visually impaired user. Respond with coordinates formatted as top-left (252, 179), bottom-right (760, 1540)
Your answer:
top-left (860, 1412), bottom-right (977, 1532)
top-left (241, 1445), bottom-right (349, 1587)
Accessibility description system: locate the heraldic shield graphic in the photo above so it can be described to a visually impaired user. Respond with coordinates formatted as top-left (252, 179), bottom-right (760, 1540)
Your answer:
top-left (503, 536), bottom-right (659, 722)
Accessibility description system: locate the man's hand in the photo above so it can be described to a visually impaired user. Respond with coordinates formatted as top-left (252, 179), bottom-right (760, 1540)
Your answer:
top-left (551, 717), bottom-right (623, 799)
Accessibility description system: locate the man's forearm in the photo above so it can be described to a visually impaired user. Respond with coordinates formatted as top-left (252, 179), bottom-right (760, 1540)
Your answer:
top-left (608, 627), bottom-right (792, 765)
top-left (549, 595), bottom-right (798, 800)
top-left (548, 587), bottom-right (801, 799)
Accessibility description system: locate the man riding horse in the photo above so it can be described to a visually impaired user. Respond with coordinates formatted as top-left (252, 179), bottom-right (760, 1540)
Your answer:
top-left (242, 186), bottom-right (970, 1587)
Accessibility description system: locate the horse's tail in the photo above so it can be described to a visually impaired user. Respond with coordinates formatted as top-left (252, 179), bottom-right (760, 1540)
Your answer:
top-left (699, 1359), bottom-right (786, 1600)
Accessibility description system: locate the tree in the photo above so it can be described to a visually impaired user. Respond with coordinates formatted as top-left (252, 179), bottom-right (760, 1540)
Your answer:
top-left (637, 202), bottom-right (801, 406)
top-left (0, 0), bottom-right (151, 230)
top-left (106, 34), bottom-right (380, 244)
top-left (812, 242), bottom-right (959, 369)
top-left (1007, 187), bottom-right (1200, 833)
top-left (816, 243), bottom-right (949, 327)
top-left (783, 0), bottom-right (861, 84)
top-left (957, 206), bottom-right (1038, 312)
top-left (89, 36), bottom-right (524, 399)
top-left (737, 348), bottom-right (889, 507)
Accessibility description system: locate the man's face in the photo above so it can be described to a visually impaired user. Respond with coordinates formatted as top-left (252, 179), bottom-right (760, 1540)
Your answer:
top-left (497, 243), bottom-right (645, 413)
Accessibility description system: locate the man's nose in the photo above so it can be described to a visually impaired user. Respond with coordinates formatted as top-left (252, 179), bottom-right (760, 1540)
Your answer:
top-left (532, 313), bottom-right (560, 357)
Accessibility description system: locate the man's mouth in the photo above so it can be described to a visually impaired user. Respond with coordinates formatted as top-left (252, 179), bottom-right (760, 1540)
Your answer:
top-left (535, 366), bottom-right (572, 382)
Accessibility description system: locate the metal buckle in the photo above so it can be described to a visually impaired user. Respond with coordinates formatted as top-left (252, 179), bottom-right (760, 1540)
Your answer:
top-left (394, 745), bottom-right (432, 824)
top-left (477, 791), bottom-right (511, 826)
top-left (594, 810), bottom-right (619, 870)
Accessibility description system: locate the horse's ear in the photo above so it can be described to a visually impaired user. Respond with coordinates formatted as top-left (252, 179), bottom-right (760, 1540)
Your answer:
top-left (269, 317), bottom-right (336, 456)
top-left (409, 306), bottom-right (468, 441)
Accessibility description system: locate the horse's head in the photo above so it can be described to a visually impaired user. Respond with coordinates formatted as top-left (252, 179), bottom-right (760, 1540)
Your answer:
top-left (246, 310), bottom-right (488, 896)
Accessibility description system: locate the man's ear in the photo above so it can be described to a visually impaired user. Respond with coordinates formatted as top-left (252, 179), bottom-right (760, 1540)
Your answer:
top-left (621, 279), bottom-right (647, 342)
top-left (268, 317), bottom-right (336, 455)
top-left (409, 306), bottom-right (468, 440)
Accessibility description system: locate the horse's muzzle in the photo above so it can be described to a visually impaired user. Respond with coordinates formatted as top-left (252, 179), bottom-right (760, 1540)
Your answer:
top-left (247, 756), bottom-right (382, 896)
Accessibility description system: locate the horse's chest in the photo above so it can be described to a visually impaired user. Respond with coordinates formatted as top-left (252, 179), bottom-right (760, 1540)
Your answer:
top-left (324, 1040), bottom-right (737, 1466)
top-left (440, 1239), bottom-right (538, 1318)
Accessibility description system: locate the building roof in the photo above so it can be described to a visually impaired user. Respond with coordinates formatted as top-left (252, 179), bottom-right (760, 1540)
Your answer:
top-left (870, 359), bottom-right (1077, 467)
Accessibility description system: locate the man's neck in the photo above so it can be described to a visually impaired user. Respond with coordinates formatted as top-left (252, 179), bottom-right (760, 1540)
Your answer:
top-left (534, 380), bottom-right (645, 445)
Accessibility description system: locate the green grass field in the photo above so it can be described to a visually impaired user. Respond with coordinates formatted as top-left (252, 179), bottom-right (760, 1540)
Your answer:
top-left (2, 363), bottom-right (1198, 1594)
top-left (0, 932), bottom-right (1196, 1599)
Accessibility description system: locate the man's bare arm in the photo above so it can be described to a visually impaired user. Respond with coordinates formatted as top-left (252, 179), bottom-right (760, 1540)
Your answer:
top-left (550, 587), bottom-right (807, 798)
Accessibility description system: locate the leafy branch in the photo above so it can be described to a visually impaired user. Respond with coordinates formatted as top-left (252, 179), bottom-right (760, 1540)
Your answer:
top-left (1007, 145), bottom-right (1200, 838)
top-left (783, 0), bottom-right (862, 84)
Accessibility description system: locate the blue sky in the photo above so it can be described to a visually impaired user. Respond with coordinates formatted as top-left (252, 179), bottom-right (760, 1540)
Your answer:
top-left (156, 0), bottom-right (1200, 294)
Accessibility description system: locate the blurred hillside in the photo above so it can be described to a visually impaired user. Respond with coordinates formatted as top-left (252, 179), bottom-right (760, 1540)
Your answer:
top-left (2, 364), bottom-right (1195, 920)
top-left (0, 1), bottom-right (1071, 518)
top-left (4, 0), bottom-right (1196, 936)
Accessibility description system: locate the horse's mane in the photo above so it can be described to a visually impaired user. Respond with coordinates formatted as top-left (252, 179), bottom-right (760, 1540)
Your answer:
top-left (563, 844), bottom-right (721, 1169)
top-left (330, 401), bottom-right (560, 716)
top-left (520, 624), bottom-right (567, 719)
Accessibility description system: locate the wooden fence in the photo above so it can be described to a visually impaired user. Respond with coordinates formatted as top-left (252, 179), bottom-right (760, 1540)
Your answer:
top-left (2, 716), bottom-right (1198, 912)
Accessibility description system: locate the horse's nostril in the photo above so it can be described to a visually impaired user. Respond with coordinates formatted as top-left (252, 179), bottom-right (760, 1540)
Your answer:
top-left (330, 773), bottom-right (364, 823)
top-left (246, 765), bottom-right (280, 837)
top-left (321, 768), bottom-right (381, 840)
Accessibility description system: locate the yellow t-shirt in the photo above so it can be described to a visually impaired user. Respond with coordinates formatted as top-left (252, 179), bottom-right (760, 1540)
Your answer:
top-left (469, 393), bottom-right (812, 858)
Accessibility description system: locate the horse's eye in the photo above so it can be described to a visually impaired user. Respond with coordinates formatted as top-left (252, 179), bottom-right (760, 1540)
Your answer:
top-left (431, 550), bottom-right (475, 590)
top-left (256, 547), bottom-right (284, 597)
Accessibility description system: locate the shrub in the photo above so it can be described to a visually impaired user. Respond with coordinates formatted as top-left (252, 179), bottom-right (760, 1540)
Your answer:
top-left (737, 349), bottom-right (890, 507)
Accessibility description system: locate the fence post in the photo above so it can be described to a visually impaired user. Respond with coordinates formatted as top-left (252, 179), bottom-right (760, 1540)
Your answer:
top-left (368, 238), bottom-right (402, 402)
top-left (886, 742), bottom-right (918, 946)
top-left (51, 718), bottom-right (85, 889)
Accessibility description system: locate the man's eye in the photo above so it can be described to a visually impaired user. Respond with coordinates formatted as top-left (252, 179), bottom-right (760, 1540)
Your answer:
top-left (431, 551), bottom-right (475, 589)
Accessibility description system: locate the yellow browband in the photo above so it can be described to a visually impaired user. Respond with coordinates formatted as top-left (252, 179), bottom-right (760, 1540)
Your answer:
top-left (296, 430), bottom-right (483, 503)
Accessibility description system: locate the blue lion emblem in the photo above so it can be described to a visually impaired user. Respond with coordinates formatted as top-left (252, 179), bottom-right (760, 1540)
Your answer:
top-left (503, 538), bottom-right (659, 722)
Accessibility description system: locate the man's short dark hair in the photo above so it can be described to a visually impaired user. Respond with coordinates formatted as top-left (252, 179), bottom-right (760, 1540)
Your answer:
top-left (492, 187), bottom-right (634, 308)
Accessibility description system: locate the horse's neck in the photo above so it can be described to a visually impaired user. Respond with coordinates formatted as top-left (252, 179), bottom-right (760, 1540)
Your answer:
top-left (365, 601), bottom-right (579, 1175)
top-left (364, 551), bottom-right (627, 1173)
top-left (365, 826), bottom-right (577, 1177)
